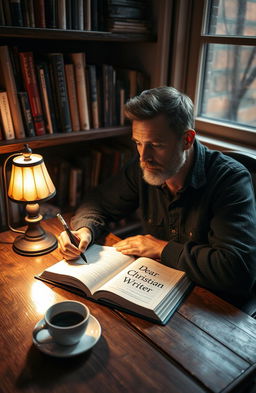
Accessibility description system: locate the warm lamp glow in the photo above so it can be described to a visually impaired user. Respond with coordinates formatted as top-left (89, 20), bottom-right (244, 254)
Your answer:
top-left (3, 144), bottom-right (58, 256)
top-left (8, 154), bottom-right (55, 203)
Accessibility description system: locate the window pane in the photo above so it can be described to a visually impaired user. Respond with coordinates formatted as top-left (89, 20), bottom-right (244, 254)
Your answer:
top-left (207, 0), bottom-right (256, 37)
top-left (199, 43), bottom-right (256, 128)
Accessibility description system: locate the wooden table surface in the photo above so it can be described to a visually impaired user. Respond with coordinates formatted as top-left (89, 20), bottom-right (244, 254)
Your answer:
top-left (0, 216), bottom-right (255, 393)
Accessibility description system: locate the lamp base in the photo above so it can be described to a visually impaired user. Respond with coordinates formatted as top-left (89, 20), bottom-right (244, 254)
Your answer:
top-left (12, 203), bottom-right (58, 257)
top-left (13, 231), bottom-right (58, 256)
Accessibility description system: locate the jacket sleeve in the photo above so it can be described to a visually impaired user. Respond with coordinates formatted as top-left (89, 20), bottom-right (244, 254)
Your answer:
top-left (161, 168), bottom-right (256, 298)
top-left (71, 159), bottom-right (140, 241)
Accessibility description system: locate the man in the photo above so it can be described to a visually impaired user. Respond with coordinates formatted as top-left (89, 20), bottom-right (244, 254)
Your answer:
top-left (58, 86), bottom-right (256, 314)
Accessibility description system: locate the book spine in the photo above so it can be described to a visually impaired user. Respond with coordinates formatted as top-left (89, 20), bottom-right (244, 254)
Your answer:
top-left (57, 0), bottom-right (66, 29)
top-left (88, 64), bottom-right (100, 129)
top-left (2, 0), bottom-right (12, 25)
top-left (105, 4), bottom-right (148, 19)
top-left (91, 0), bottom-right (98, 31)
top-left (17, 91), bottom-right (36, 137)
top-left (97, 0), bottom-right (104, 31)
top-left (19, 51), bottom-right (46, 135)
top-left (34, 0), bottom-right (46, 28)
top-left (0, 46), bottom-right (25, 139)
top-left (77, 0), bottom-right (84, 30)
top-left (102, 64), bottom-right (111, 127)
top-left (39, 61), bottom-right (58, 133)
top-left (64, 63), bottom-right (81, 131)
top-left (70, 52), bottom-right (90, 130)
top-left (20, 0), bottom-right (30, 27)
top-left (0, 0), bottom-right (6, 26)
top-left (65, 0), bottom-right (71, 29)
top-left (37, 64), bottom-right (55, 134)
top-left (0, 91), bottom-right (15, 140)
top-left (119, 86), bottom-right (125, 125)
top-left (28, 0), bottom-right (35, 27)
top-left (45, 0), bottom-right (57, 28)
top-left (111, 67), bottom-right (117, 125)
top-left (83, 0), bottom-right (91, 30)
top-left (8, 46), bottom-right (24, 91)
top-left (71, 0), bottom-right (78, 29)
top-left (70, 0), bottom-right (83, 30)
top-left (9, 0), bottom-right (24, 26)
top-left (48, 53), bottom-right (72, 133)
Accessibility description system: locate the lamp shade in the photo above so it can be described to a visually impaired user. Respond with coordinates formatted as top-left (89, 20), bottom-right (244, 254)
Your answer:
top-left (8, 153), bottom-right (56, 203)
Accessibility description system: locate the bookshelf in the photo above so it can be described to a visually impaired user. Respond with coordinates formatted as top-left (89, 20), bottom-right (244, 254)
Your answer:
top-left (0, 126), bottom-right (131, 154)
top-left (0, 26), bottom-right (156, 42)
top-left (0, 1), bottom-right (171, 235)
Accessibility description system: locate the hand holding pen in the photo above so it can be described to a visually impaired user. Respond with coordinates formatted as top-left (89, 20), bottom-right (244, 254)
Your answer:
top-left (57, 213), bottom-right (88, 263)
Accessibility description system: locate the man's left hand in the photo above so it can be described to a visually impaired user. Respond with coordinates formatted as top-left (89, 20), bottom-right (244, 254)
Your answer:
top-left (114, 234), bottom-right (168, 260)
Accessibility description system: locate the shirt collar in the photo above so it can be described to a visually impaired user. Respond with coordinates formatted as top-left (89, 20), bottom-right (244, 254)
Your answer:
top-left (155, 138), bottom-right (208, 192)
top-left (186, 138), bottom-right (207, 189)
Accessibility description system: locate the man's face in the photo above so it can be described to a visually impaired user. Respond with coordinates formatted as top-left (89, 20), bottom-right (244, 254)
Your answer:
top-left (132, 114), bottom-right (185, 186)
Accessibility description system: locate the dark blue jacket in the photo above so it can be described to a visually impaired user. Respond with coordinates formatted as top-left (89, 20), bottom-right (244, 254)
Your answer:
top-left (71, 139), bottom-right (256, 312)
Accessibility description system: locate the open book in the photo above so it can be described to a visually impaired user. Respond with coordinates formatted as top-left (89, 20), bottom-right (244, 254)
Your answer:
top-left (37, 244), bottom-right (193, 324)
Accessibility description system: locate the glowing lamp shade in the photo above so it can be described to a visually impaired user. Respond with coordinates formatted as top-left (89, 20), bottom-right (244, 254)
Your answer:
top-left (3, 146), bottom-right (58, 257)
top-left (8, 154), bottom-right (55, 203)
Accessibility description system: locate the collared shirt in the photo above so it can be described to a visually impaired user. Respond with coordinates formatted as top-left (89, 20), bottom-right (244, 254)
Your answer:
top-left (71, 139), bottom-right (256, 311)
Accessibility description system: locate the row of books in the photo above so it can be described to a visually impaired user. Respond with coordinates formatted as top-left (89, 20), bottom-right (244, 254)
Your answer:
top-left (0, 0), bottom-right (92, 30)
top-left (0, 0), bottom-right (152, 33)
top-left (47, 142), bottom-right (134, 209)
top-left (105, 0), bottom-right (152, 33)
top-left (0, 141), bottom-right (134, 232)
top-left (0, 45), bottom-right (149, 141)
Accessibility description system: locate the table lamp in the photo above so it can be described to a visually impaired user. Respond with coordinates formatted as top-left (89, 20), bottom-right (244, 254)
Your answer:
top-left (2, 144), bottom-right (58, 256)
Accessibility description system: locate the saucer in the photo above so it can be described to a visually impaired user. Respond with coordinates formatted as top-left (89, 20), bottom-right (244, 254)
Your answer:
top-left (33, 314), bottom-right (101, 358)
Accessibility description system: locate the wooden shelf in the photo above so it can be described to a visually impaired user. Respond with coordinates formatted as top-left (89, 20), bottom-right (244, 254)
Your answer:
top-left (0, 126), bottom-right (131, 154)
top-left (0, 26), bottom-right (156, 43)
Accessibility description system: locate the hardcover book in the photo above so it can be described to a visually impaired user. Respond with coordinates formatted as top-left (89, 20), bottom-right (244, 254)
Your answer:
top-left (45, 0), bottom-right (57, 28)
top-left (87, 64), bottom-right (100, 129)
top-left (0, 0), bottom-right (6, 26)
top-left (9, 0), bottom-right (24, 26)
top-left (48, 53), bottom-right (72, 133)
top-left (70, 52), bottom-right (90, 130)
top-left (17, 91), bottom-right (36, 137)
top-left (0, 46), bottom-right (25, 139)
top-left (19, 51), bottom-right (46, 135)
top-left (34, 0), bottom-right (46, 28)
top-left (36, 244), bottom-right (193, 324)
top-left (64, 63), bottom-right (80, 131)
top-left (0, 91), bottom-right (15, 140)
top-left (37, 61), bottom-right (58, 134)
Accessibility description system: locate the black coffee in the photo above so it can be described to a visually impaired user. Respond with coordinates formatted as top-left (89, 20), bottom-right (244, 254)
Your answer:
top-left (50, 311), bottom-right (84, 327)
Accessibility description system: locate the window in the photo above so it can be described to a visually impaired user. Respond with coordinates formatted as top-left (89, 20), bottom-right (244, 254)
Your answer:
top-left (176, 0), bottom-right (256, 147)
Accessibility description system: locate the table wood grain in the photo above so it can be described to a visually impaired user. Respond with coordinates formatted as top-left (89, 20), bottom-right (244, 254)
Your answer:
top-left (0, 216), bottom-right (255, 393)
top-left (118, 288), bottom-right (256, 393)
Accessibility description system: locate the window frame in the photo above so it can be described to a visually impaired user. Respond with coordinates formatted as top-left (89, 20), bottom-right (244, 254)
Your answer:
top-left (170, 0), bottom-right (256, 149)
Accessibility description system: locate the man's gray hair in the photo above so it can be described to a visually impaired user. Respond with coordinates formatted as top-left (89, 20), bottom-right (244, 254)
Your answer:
top-left (124, 86), bottom-right (195, 138)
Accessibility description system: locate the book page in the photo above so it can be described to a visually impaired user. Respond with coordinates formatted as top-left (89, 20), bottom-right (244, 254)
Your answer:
top-left (41, 245), bottom-right (134, 294)
top-left (95, 257), bottom-right (186, 310)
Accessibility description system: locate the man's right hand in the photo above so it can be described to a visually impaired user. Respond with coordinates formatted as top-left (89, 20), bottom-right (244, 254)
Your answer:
top-left (58, 227), bottom-right (92, 261)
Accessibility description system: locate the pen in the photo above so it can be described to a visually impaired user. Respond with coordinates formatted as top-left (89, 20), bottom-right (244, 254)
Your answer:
top-left (57, 213), bottom-right (88, 263)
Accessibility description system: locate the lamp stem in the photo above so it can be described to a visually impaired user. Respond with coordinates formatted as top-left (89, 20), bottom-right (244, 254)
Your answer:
top-left (2, 153), bottom-right (25, 234)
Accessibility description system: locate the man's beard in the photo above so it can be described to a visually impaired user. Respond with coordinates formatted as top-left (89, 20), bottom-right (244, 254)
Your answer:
top-left (141, 153), bottom-right (186, 186)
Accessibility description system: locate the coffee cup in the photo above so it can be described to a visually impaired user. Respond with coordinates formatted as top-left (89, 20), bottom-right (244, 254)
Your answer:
top-left (33, 301), bottom-right (90, 346)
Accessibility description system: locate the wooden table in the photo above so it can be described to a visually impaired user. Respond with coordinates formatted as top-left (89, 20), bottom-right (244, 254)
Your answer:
top-left (0, 216), bottom-right (255, 393)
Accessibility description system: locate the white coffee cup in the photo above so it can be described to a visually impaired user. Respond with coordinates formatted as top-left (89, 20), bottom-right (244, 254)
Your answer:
top-left (33, 301), bottom-right (90, 346)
